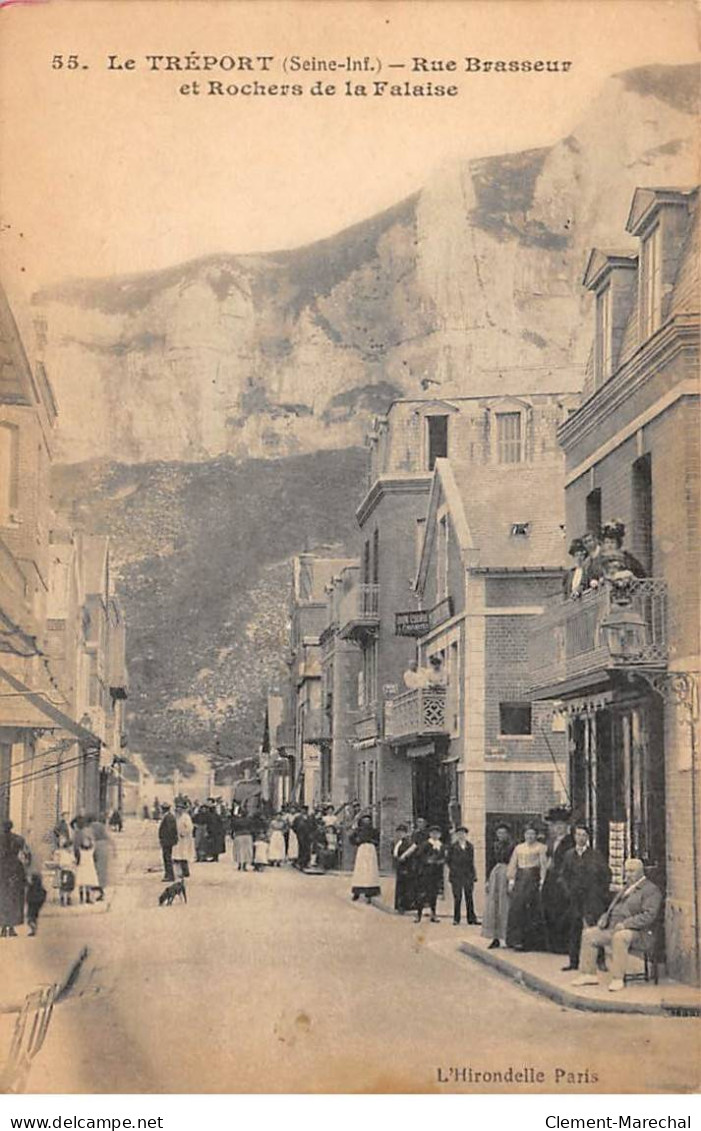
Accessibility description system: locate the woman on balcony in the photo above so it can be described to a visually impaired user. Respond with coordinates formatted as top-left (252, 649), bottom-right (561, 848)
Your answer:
top-left (505, 824), bottom-right (548, 952)
top-left (349, 814), bottom-right (381, 903)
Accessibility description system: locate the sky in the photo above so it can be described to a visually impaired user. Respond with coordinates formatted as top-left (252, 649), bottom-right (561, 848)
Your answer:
top-left (0, 0), bottom-right (698, 305)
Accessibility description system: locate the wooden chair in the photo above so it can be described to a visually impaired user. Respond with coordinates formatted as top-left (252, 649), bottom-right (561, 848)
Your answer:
top-left (623, 918), bottom-right (664, 986)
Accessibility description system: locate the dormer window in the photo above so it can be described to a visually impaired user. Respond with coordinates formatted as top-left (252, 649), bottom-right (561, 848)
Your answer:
top-left (426, 415), bottom-right (448, 470)
top-left (640, 223), bottom-right (662, 339)
top-left (496, 412), bottom-right (522, 463)
top-left (596, 283), bottom-right (613, 385)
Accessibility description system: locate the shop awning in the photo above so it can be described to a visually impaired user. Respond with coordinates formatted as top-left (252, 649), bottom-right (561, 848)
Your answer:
top-left (0, 662), bottom-right (101, 748)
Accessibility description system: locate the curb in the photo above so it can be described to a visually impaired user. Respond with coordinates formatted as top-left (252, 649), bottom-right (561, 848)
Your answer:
top-left (457, 940), bottom-right (700, 1018)
top-left (0, 946), bottom-right (89, 1015)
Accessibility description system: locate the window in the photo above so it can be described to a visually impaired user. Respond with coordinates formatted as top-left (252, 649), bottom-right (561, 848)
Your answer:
top-left (586, 488), bottom-right (602, 538)
top-left (362, 639), bottom-right (378, 706)
top-left (596, 284), bottom-right (613, 385)
top-left (499, 701), bottom-right (532, 736)
top-left (372, 528), bottom-right (379, 585)
top-left (426, 415), bottom-right (448, 470)
top-left (640, 224), bottom-right (662, 339)
top-left (362, 539), bottom-right (370, 585)
top-left (0, 423), bottom-right (19, 524)
top-left (496, 412), bottom-right (522, 464)
top-left (632, 454), bottom-right (653, 574)
top-left (415, 517), bottom-right (426, 573)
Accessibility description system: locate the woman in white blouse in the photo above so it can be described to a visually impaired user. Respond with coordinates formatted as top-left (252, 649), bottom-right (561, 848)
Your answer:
top-left (505, 824), bottom-right (548, 951)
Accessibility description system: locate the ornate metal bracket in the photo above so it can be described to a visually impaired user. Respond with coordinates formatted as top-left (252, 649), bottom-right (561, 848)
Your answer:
top-left (633, 670), bottom-right (700, 725)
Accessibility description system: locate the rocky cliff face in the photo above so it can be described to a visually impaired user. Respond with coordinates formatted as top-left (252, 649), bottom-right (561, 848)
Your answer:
top-left (37, 64), bottom-right (698, 464)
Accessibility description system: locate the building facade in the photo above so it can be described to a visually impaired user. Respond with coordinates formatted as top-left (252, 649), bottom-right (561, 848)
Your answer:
top-left (530, 186), bottom-right (700, 985)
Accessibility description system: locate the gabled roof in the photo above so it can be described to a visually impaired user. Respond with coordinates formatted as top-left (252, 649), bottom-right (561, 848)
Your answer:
top-left (582, 248), bottom-right (638, 291)
top-left (626, 186), bottom-right (698, 236)
top-left (416, 458), bottom-right (567, 591)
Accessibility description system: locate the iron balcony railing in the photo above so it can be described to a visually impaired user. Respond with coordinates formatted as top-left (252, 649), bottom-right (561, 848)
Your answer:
top-left (384, 686), bottom-right (448, 744)
top-left (530, 578), bottom-right (668, 696)
top-left (338, 584), bottom-right (380, 641)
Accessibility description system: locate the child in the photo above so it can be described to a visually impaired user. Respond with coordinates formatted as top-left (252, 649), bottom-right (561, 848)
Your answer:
top-left (55, 836), bottom-right (76, 907)
top-left (26, 873), bottom-right (47, 936)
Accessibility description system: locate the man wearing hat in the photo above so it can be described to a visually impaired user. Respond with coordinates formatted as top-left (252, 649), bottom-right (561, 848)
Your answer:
top-left (560, 822), bottom-right (611, 971)
top-left (414, 825), bottom-right (446, 923)
top-left (541, 807), bottom-right (574, 954)
top-left (447, 826), bottom-right (479, 926)
top-left (157, 802), bottom-right (179, 882)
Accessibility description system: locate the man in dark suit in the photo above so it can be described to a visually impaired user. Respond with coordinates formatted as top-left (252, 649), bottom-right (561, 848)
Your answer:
top-left (158, 803), bottom-right (179, 882)
top-left (572, 858), bottom-right (662, 992)
top-left (560, 822), bottom-right (610, 970)
top-left (542, 808), bottom-right (575, 953)
top-left (447, 826), bottom-right (479, 926)
top-left (414, 826), bottom-right (446, 923)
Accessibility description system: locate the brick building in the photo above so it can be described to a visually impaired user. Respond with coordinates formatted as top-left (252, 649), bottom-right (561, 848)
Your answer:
top-left (530, 186), bottom-right (700, 985)
top-left (382, 393), bottom-right (575, 893)
top-left (319, 564), bottom-right (362, 811)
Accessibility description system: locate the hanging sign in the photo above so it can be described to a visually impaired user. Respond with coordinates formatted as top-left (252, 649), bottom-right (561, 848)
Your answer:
top-left (395, 610), bottom-right (430, 637)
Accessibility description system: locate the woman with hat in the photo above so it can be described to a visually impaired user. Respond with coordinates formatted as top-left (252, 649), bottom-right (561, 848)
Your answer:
top-left (349, 814), bottom-right (381, 903)
top-left (563, 539), bottom-right (588, 599)
top-left (481, 822), bottom-right (514, 949)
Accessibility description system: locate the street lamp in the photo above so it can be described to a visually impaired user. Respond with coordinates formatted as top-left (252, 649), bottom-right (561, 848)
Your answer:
top-left (600, 598), bottom-right (648, 659)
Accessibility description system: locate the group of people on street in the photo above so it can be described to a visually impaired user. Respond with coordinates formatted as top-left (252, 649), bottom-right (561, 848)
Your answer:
top-left (157, 797), bottom-right (346, 882)
top-left (0, 806), bottom-right (118, 939)
top-left (351, 815), bottom-right (480, 926)
top-left (480, 808), bottom-right (662, 992)
top-left (564, 520), bottom-right (646, 599)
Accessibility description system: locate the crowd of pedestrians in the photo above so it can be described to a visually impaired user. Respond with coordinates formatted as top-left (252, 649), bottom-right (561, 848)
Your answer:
top-left (0, 807), bottom-right (120, 938)
top-left (155, 796), bottom-right (349, 882)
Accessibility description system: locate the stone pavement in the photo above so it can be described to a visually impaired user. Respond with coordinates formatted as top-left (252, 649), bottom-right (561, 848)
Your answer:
top-left (367, 877), bottom-right (701, 1018)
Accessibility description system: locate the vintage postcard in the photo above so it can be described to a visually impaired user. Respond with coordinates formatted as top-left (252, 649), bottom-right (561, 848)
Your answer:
top-left (0, 0), bottom-right (699, 1098)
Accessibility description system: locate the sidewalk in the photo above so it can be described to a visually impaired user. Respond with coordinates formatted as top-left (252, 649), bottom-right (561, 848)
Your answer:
top-left (0, 819), bottom-right (145, 1016)
top-left (362, 875), bottom-right (701, 1018)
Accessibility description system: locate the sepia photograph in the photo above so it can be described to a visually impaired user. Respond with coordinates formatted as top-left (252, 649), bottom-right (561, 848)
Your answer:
top-left (0, 0), bottom-right (699, 1100)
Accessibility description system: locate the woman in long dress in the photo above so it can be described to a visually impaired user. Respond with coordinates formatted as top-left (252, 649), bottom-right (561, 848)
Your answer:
top-left (0, 821), bottom-right (26, 937)
top-left (286, 811), bottom-right (299, 866)
top-left (482, 823), bottom-right (514, 948)
top-left (505, 824), bottom-right (548, 951)
top-left (174, 804), bottom-right (196, 878)
top-left (90, 818), bottom-right (114, 900)
top-left (75, 827), bottom-right (100, 904)
top-left (268, 816), bottom-right (287, 867)
top-left (349, 814), bottom-right (381, 903)
top-left (232, 813), bottom-right (254, 871)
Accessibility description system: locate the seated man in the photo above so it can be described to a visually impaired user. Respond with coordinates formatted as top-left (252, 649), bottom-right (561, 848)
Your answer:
top-left (572, 858), bottom-right (662, 993)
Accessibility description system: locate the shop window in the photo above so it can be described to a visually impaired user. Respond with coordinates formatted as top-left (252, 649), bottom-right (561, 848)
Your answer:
top-left (499, 701), bottom-right (532, 736)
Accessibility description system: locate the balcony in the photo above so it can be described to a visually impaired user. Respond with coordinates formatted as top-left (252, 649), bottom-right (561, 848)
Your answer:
top-left (354, 710), bottom-right (380, 747)
top-left (384, 686), bottom-right (448, 745)
top-left (530, 579), bottom-right (668, 698)
top-left (338, 584), bottom-right (380, 641)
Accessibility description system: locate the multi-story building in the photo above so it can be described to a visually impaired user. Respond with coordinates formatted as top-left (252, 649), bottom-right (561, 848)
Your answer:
top-left (287, 554), bottom-right (354, 807)
top-left (319, 564), bottom-right (362, 810)
top-left (530, 186), bottom-right (700, 985)
top-left (350, 394), bottom-right (577, 867)
top-left (0, 283), bottom-right (129, 859)
top-left (0, 283), bottom-right (101, 860)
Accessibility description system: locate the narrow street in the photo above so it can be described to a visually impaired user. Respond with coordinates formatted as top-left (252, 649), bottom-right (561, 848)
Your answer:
top-left (26, 823), bottom-right (700, 1094)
